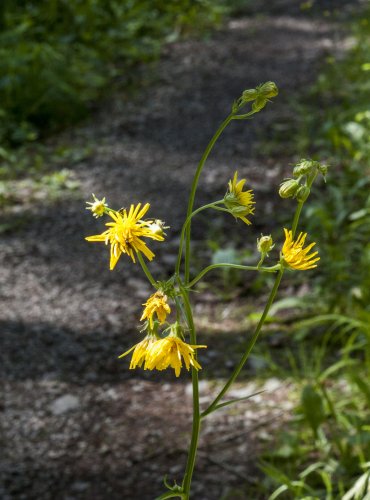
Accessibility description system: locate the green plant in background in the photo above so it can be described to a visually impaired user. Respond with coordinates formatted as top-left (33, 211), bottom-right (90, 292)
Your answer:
top-left (84, 82), bottom-right (328, 498)
top-left (261, 311), bottom-right (370, 499)
top-left (0, 0), bottom-right (225, 151)
top-left (294, 5), bottom-right (370, 313)
top-left (259, 8), bottom-right (370, 496)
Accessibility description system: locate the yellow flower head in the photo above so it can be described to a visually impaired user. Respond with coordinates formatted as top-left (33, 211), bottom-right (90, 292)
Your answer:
top-left (224, 171), bottom-right (255, 225)
top-left (145, 335), bottom-right (207, 377)
top-left (118, 334), bottom-right (156, 370)
top-left (85, 203), bottom-right (164, 269)
top-left (282, 228), bottom-right (320, 270)
top-left (86, 194), bottom-right (108, 218)
top-left (140, 291), bottom-right (171, 328)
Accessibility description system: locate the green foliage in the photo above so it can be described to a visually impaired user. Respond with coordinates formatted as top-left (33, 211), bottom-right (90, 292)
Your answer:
top-left (260, 311), bottom-right (370, 499)
top-left (302, 164), bottom-right (370, 312)
top-left (0, 0), bottom-right (225, 148)
top-left (300, 384), bottom-right (325, 438)
top-left (298, 8), bottom-right (370, 163)
top-left (292, 6), bottom-right (370, 313)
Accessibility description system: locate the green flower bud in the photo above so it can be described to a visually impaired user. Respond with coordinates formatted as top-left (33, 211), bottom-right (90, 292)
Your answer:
top-left (242, 88), bottom-right (259, 103)
top-left (252, 96), bottom-right (267, 112)
top-left (279, 179), bottom-right (300, 199)
top-left (240, 82), bottom-right (278, 109)
top-left (258, 81), bottom-right (279, 99)
top-left (293, 159), bottom-right (317, 177)
top-left (317, 162), bottom-right (328, 177)
top-left (257, 235), bottom-right (274, 254)
top-left (295, 185), bottom-right (310, 202)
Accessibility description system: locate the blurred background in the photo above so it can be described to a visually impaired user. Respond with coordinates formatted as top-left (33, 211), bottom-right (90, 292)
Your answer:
top-left (1, 0), bottom-right (370, 498)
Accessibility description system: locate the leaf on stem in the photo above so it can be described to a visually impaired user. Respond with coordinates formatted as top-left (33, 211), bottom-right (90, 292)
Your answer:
top-left (202, 390), bottom-right (265, 417)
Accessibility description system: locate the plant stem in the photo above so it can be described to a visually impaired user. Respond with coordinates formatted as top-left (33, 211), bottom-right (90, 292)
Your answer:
top-left (202, 268), bottom-right (284, 418)
top-left (179, 284), bottom-right (201, 499)
top-left (137, 252), bottom-right (156, 287)
top-left (188, 263), bottom-right (280, 289)
top-left (202, 173), bottom-right (315, 417)
top-left (184, 114), bottom-right (234, 283)
top-left (291, 201), bottom-right (304, 238)
top-left (291, 171), bottom-right (317, 237)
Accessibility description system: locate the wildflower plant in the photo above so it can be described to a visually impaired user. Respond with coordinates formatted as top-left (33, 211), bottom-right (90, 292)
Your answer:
top-left (84, 82), bottom-right (327, 499)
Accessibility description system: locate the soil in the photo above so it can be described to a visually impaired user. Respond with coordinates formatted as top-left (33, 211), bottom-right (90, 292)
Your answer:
top-left (1, 2), bottom-right (356, 499)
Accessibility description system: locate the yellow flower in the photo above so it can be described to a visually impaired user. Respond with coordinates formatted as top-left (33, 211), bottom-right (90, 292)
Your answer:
top-left (140, 291), bottom-right (171, 328)
top-left (145, 336), bottom-right (207, 377)
top-left (224, 171), bottom-right (255, 225)
top-left (85, 203), bottom-right (164, 269)
top-left (118, 335), bottom-right (156, 369)
top-left (86, 194), bottom-right (108, 218)
top-left (282, 228), bottom-right (320, 270)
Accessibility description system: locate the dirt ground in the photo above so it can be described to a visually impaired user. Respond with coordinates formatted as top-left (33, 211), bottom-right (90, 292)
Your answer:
top-left (1, 2), bottom-right (355, 499)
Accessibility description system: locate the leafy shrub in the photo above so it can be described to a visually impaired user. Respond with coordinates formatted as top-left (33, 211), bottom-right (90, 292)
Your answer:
top-left (0, 0), bottom-right (224, 147)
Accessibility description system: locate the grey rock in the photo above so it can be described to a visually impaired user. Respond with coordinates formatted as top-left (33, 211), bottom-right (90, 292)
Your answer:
top-left (50, 394), bottom-right (80, 415)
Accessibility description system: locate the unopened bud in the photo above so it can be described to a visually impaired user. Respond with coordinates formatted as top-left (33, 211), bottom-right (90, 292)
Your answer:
top-left (240, 82), bottom-right (278, 109)
top-left (242, 88), bottom-right (259, 103)
top-left (317, 162), bottom-right (328, 177)
top-left (252, 97), bottom-right (267, 112)
top-left (257, 235), bottom-right (274, 254)
top-left (258, 81), bottom-right (279, 99)
top-left (295, 185), bottom-right (310, 202)
top-left (293, 159), bottom-right (317, 177)
top-left (279, 179), bottom-right (300, 199)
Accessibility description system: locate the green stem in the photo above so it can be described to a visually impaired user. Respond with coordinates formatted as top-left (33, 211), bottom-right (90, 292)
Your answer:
top-left (137, 252), bottom-right (156, 287)
top-left (176, 200), bottom-right (224, 275)
top-left (232, 112), bottom-right (255, 120)
top-left (184, 114), bottom-right (234, 283)
top-left (188, 263), bottom-right (280, 289)
top-left (291, 201), bottom-right (304, 238)
top-left (202, 172), bottom-right (315, 417)
top-left (178, 283), bottom-right (201, 499)
top-left (291, 172), bottom-right (317, 237)
top-left (202, 269), bottom-right (284, 418)
top-left (320, 383), bottom-right (346, 457)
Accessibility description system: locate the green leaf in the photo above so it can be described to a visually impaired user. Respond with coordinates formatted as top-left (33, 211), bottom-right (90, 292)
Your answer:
top-left (212, 390), bottom-right (265, 411)
top-left (301, 384), bottom-right (326, 435)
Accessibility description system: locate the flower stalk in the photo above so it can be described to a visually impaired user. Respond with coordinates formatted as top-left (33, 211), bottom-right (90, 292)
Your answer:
top-left (83, 82), bottom-right (326, 499)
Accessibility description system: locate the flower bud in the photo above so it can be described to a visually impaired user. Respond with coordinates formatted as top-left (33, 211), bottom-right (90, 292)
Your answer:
top-left (258, 81), bottom-right (279, 99)
top-left (293, 159), bottom-right (317, 177)
top-left (252, 96), bottom-right (267, 112)
top-left (295, 185), bottom-right (310, 202)
top-left (241, 82), bottom-right (278, 108)
top-left (242, 88), bottom-right (259, 103)
top-left (317, 162), bottom-right (328, 177)
top-left (279, 179), bottom-right (300, 199)
top-left (257, 235), bottom-right (274, 254)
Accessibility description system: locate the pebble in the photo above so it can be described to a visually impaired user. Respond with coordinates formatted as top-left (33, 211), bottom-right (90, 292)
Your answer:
top-left (263, 378), bottom-right (281, 392)
top-left (50, 394), bottom-right (80, 416)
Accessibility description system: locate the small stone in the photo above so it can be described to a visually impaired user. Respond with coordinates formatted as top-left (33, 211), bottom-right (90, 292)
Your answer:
top-left (263, 378), bottom-right (281, 392)
top-left (50, 394), bottom-right (80, 415)
top-left (198, 380), bottom-right (210, 392)
top-left (71, 481), bottom-right (89, 492)
top-left (229, 383), bottom-right (257, 399)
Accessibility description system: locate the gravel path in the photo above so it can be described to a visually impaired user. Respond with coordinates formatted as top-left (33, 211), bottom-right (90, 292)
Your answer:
top-left (1, 3), bottom-right (351, 499)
